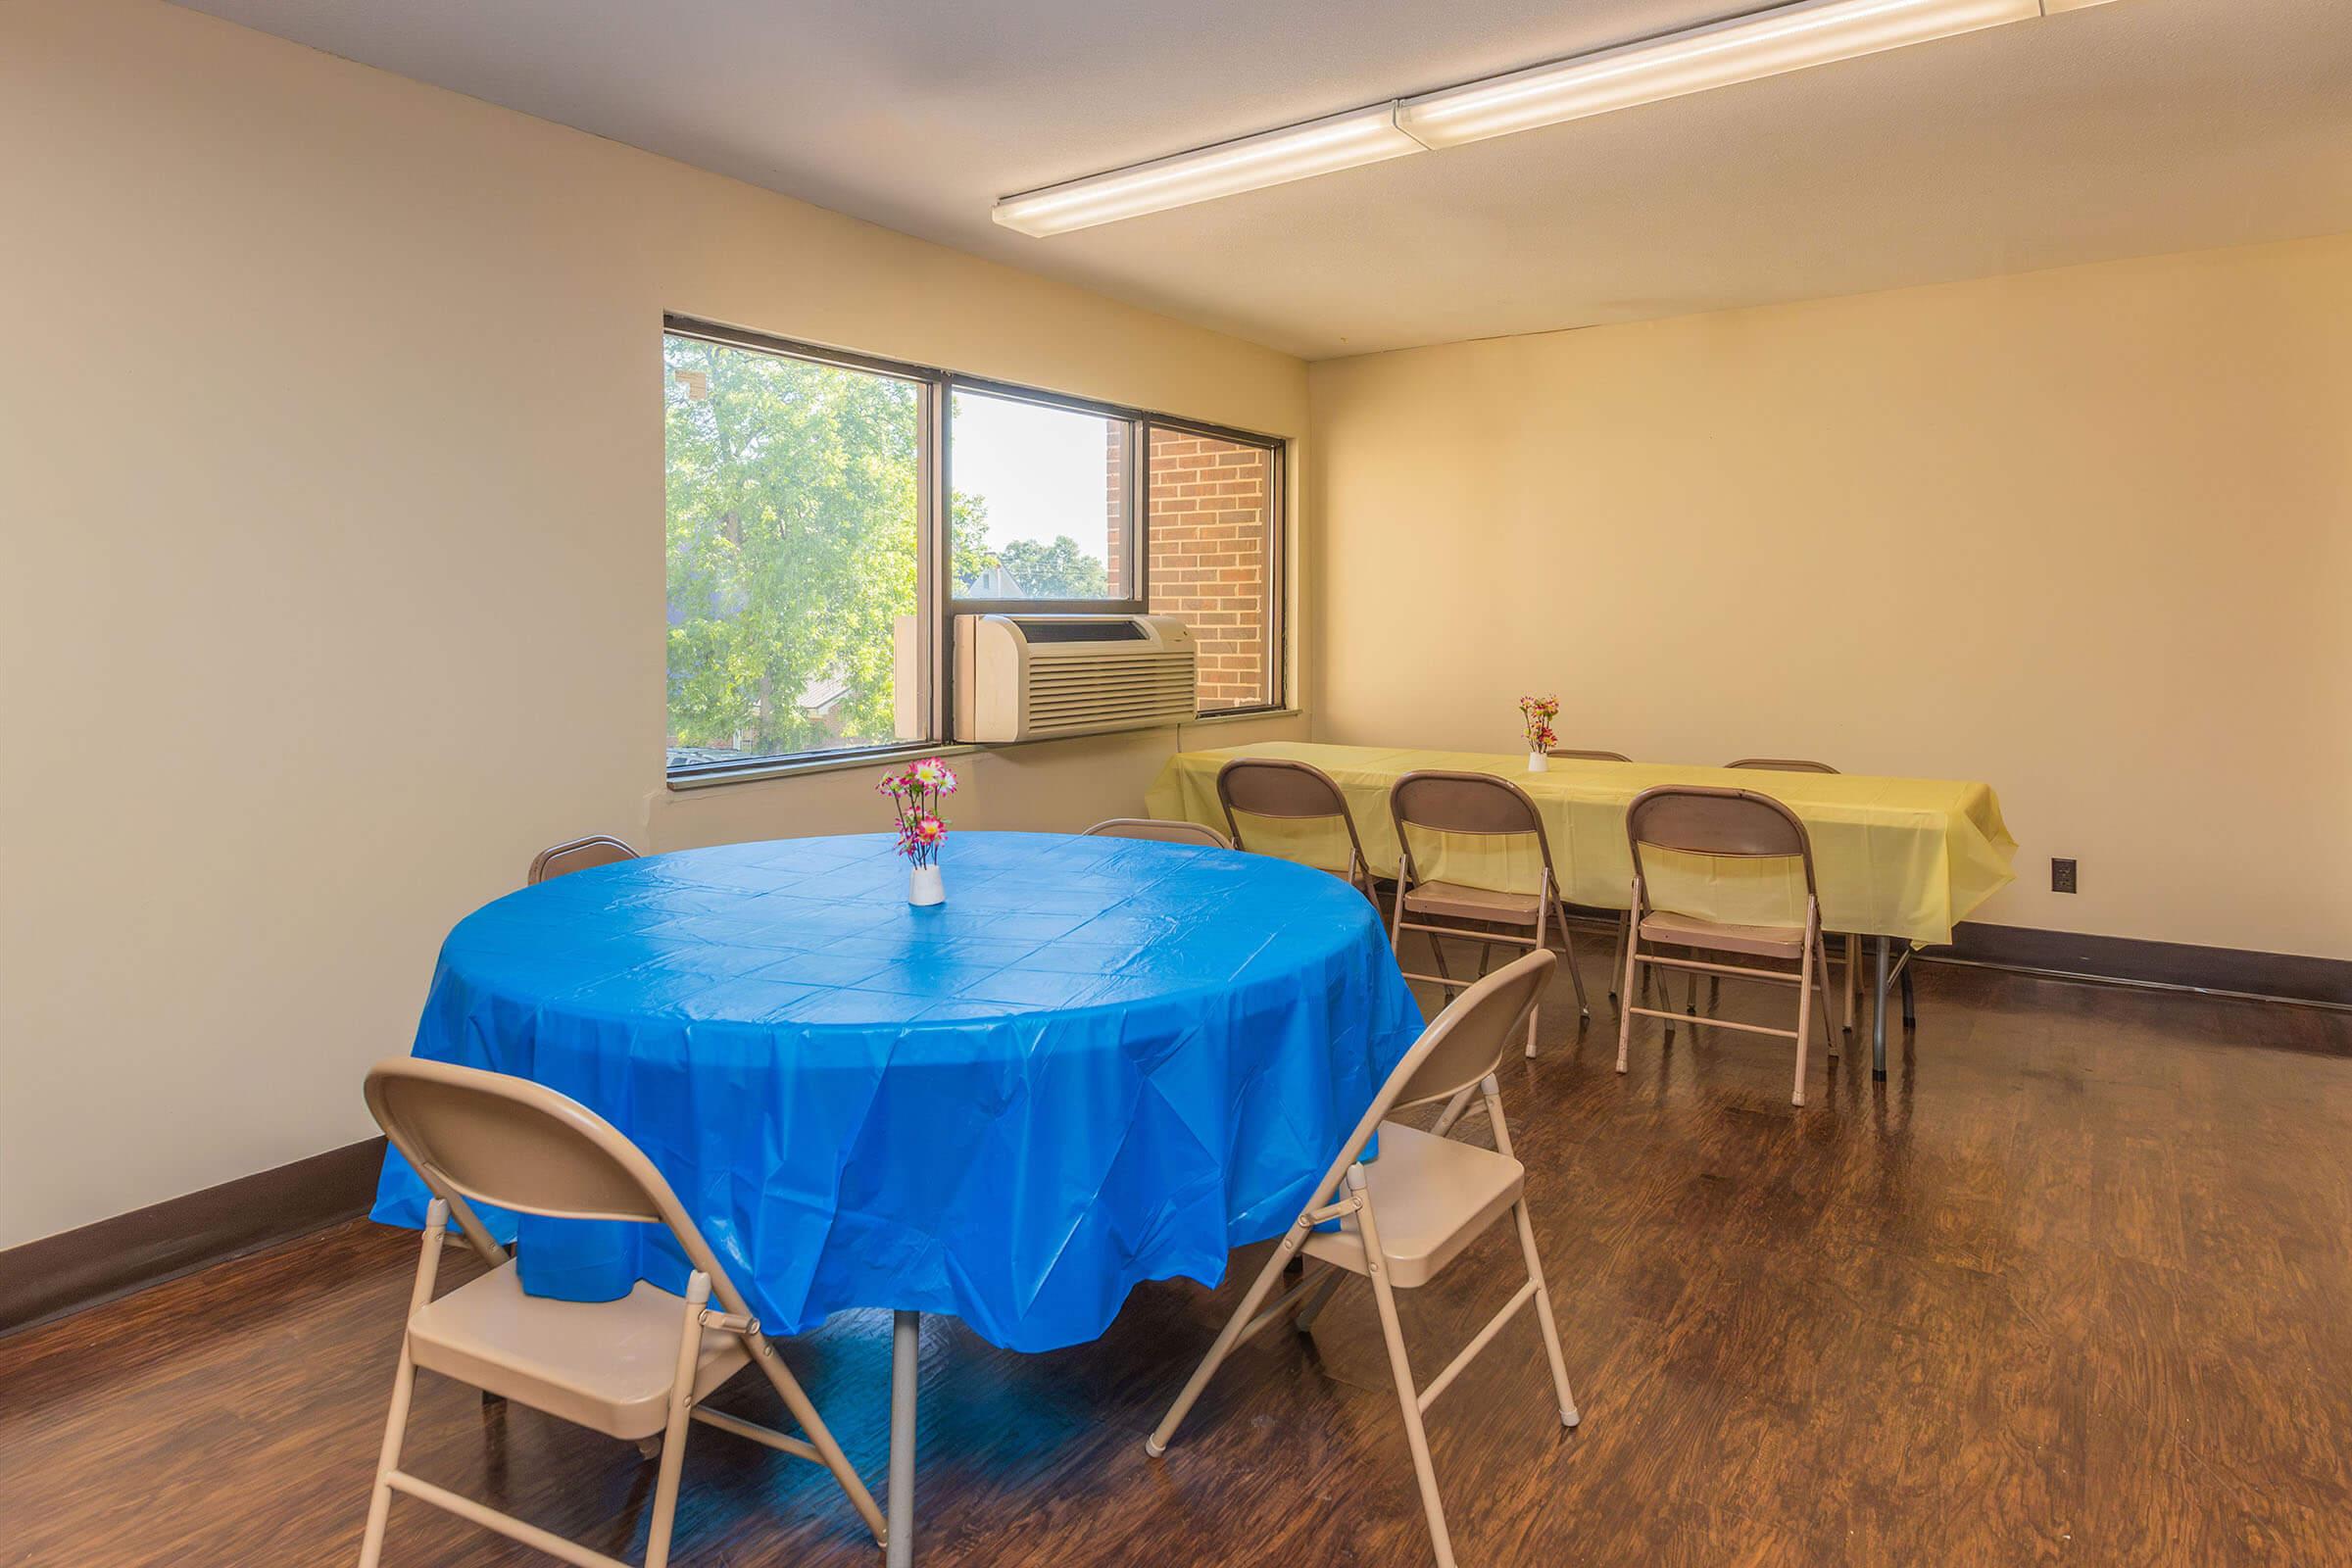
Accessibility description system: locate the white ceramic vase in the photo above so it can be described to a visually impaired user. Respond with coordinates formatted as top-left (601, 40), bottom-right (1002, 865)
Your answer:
top-left (907, 864), bottom-right (945, 906)
top-left (1527, 751), bottom-right (1549, 773)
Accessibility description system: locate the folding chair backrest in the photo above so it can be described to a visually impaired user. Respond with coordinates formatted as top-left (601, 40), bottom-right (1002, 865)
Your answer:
top-left (1217, 758), bottom-right (1347, 819)
top-left (529, 835), bottom-right (639, 885)
top-left (1305, 952), bottom-right (1554, 1199)
top-left (1390, 951), bottom-right (1555, 1111)
top-left (368, 1058), bottom-right (673, 1223)
top-left (1389, 769), bottom-right (1559, 898)
top-left (1629, 786), bottom-right (1808, 858)
top-left (1626, 785), bottom-right (1818, 908)
top-left (365, 1057), bottom-right (747, 1310)
top-left (1724, 759), bottom-right (1838, 774)
top-left (1216, 759), bottom-right (1367, 873)
top-left (1392, 770), bottom-right (1544, 837)
top-left (1083, 817), bottom-right (1232, 850)
top-left (1547, 748), bottom-right (1632, 762)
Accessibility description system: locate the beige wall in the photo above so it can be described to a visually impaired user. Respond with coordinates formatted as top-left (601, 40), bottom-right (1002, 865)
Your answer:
top-left (0, 0), bottom-right (1307, 1248)
top-left (1309, 232), bottom-right (2352, 960)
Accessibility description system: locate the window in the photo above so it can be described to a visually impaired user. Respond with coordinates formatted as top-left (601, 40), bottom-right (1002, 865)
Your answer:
top-left (663, 330), bottom-right (921, 771)
top-left (664, 318), bottom-right (1286, 781)
top-left (949, 389), bottom-right (1129, 604)
top-left (1147, 425), bottom-right (1278, 712)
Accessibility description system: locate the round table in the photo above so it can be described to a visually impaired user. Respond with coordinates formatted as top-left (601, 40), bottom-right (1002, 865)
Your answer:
top-left (373, 830), bottom-right (1424, 1564)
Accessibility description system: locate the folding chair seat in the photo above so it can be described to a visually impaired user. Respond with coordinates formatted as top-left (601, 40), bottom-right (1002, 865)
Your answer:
top-left (357, 1058), bottom-right (886, 1568)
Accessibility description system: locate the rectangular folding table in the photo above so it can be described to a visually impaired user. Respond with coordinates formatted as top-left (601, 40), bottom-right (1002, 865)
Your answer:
top-left (1149, 742), bottom-right (2017, 1076)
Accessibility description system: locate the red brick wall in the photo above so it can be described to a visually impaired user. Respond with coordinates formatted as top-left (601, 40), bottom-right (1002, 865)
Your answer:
top-left (1102, 428), bottom-right (1276, 710)
top-left (1104, 429), bottom-right (1273, 710)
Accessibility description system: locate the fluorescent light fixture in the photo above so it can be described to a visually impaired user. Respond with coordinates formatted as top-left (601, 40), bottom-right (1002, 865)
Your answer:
top-left (995, 0), bottom-right (2116, 234)
top-left (992, 104), bottom-right (1423, 237)
top-left (1396, 0), bottom-right (2043, 148)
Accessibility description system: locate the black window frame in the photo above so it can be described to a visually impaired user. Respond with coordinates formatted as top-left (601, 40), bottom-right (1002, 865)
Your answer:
top-left (663, 315), bottom-right (1288, 787)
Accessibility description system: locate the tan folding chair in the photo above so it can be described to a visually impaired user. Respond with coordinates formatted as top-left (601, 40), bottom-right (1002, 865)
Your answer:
top-left (1614, 787), bottom-right (1837, 1106)
top-left (1722, 760), bottom-right (1888, 1034)
top-left (1216, 757), bottom-right (1376, 901)
top-left (1082, 816), bottom-right (1232, 850)
top-left (1544, 748), bottom-right (1632, 762)
top-left (1146, 952), bottom-right (1579, 1568)
top-left (357, 1058), bottom-right (886, 1568)
top-left (1386, 770), bottom-right (1590, 1055)
top-left (529, 835), bottom-right (640, 885)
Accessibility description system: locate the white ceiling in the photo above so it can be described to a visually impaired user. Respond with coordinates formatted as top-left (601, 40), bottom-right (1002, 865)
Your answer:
top-left (173, 0), bottom-right (2352, 359)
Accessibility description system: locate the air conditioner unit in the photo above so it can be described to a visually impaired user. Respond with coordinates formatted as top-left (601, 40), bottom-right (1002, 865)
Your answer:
top-left (951, 614), bottom-right (1197, 743)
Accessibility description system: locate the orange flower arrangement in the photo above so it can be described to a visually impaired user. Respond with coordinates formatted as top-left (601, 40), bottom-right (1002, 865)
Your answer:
top-left (1519, 695), bottom-right (1560, 754)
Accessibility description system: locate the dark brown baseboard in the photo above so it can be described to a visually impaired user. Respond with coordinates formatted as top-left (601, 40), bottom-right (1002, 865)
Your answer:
top-left (0, 1136), bottom-right (386, 1337)
top-left (1927, 922), bottom-right (2352, 1008)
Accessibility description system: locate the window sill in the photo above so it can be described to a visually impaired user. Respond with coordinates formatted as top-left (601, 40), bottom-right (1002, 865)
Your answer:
top-left (664, 710), bottom-right (1304, 793)
top-left (1181, 707), bottom-right (1302, 728)
top-left (666, 743), bottom-right (982, 792)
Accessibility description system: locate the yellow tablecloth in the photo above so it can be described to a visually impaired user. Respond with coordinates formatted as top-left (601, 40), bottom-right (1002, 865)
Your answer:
top-left (1145, 743), bottom-right (2016, 945)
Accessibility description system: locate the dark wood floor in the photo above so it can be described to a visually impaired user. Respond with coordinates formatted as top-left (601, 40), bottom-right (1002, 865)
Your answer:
top-left (6, 953), bottom-right (2351, 1567)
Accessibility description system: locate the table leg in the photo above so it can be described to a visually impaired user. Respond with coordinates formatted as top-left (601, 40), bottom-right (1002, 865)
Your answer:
top-left (887, 1310), bottom-right (917, 1568)
top-left (1872, 936), bottom-right (1890, 1081)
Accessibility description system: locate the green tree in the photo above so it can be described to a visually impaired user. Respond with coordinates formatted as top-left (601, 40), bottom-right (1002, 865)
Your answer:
top-left (665, 338), bottom-right (918, 754)
top-left (996, 535), bottom-right (1109, 599)
top-left (951, 494), bottom-right (999, 596)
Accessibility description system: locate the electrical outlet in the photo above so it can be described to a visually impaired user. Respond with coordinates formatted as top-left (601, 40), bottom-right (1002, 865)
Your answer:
top-left (2051, 858), bottom-right (2078, 894)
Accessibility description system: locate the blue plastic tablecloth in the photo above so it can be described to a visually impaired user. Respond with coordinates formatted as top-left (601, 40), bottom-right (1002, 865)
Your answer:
top-left (372, 831), bottom-right (1424, 1352)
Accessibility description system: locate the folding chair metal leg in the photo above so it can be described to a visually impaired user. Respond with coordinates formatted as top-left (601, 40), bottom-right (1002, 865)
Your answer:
top-left (1483, 1086), bottom-right (1577, 1427)
top-left (1510, 1198), bottom-right (1578, 1427)
top-left (1546, 885), bottom-right (1591, 1022)
top-left (357, 1350), bottom-right (415, 1568)
top-left (1607, 910), bottom-right (1627, 1004)
top-left (1354, 1174), bottom-right (1457, 1568)
top-left (1148, 1209), bottom-right (1320, 1456)
top-left (1791, 910), bottom-right (1818, 1107)
top-left (1524, 893), bottom-right (1548, 1056)
top-left (1814, 932), bottom-right (1838, 1059)
top-left (1388, 859), bottom-right (1447, 992)
top-left (1388, 863), bottom-right (1412, 965)
top-left (1843, 933), bottom-right (1860, 1036)
top-left (358, 1204), bottom-right (449, 1568)
top-left (742, 1338), bottom-right (887, 1544)
top-left (641, 1275), bottom-right (712, 1568)
top-left (1615, 895), bottom-right (1642, 1075)
top-left (1900, 961), bottom-right (1917, 1029)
